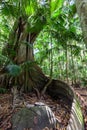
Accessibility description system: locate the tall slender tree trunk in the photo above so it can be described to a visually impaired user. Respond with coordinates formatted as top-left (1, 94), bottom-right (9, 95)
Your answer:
top-left (75, 0), bottom-right (87, 47)
top-left (70, 46), bottom-right (76, 85)
top-left (65, 43), bottom-right (69, 83)
top-left (49, 34), bottom-right (53, 78)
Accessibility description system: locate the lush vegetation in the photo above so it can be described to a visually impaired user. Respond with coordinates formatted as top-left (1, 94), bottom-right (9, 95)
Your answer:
top-left (34, 1), bottom-right (87, 87)
top-left (0, 0), bottom-right (87, 92)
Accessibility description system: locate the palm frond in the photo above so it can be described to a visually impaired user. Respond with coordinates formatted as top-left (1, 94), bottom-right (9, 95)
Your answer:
top-left (0, 1), bottom-right (19, 18)
top-left (50, 0), bottom-right (64, 19)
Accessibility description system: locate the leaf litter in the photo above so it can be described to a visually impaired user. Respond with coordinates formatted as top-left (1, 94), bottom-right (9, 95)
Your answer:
top-left (0, 89), bottom-right (86, 130)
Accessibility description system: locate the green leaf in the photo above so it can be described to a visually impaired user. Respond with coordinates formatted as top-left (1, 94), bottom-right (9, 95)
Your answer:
top-left (1, 2), bottom-right (18, 18)
top-left (51, 0), bottom-right (64, 19)
top-left (51, 8), bottom-right (61, 19)
top-left (6, 64), bottom-right (21, 77)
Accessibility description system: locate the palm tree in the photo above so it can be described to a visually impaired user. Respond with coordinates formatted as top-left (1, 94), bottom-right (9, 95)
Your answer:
top-left (0, 0), bottom-right (63, 92)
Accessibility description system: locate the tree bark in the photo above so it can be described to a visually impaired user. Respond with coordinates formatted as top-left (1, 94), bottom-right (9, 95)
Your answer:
top-left (75, 0), bottom-right (87, 46)
top-left (1, 17), bottom-right (47, 92)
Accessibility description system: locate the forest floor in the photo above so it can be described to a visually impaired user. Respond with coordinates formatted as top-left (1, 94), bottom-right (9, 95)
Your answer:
top-left (0, 87), bottom-right (86, 130)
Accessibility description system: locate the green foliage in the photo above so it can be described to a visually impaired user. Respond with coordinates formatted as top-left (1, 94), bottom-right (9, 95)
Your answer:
top-left (50, 0), bottom-right (64, 19)
top-left (0, 88), bottom-right (8, 94)
top-left (34, 1), bottom-right (87, 87)
top-left (0, 54), bottom-right (11, 70)
top-left (1, 1), bottom-right (18, 18)
top-left (81, 78), bottom-right (87, 87)
top-left (0, 0), bottom-right (87, 88)
top-left (6, 64), bottom-right (21, 77)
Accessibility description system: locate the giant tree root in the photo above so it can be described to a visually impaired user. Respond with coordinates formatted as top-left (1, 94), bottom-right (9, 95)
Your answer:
top-left (0, 79), bottom-right (85, 130)
top-left (47, 79), bottom-right (84, 130)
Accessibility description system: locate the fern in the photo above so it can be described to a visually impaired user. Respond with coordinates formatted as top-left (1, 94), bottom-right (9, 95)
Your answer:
top-left (6, 64), bottom-right (21, 77)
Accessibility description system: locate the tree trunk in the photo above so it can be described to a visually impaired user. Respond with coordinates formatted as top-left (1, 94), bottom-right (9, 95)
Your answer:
top-left (70, 46), bottom-right (76, 85)
top-left (65, 43), bottom-right (69, 83)
top-left (1, 17), bottom-right (47, 92)
top-left (75, 0), bottom-right (87, 46)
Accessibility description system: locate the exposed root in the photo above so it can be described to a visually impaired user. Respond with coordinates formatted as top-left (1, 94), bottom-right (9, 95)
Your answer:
top-left (33, 87), bottom-right (41, 99)
top-left (41, 78), bottom-right (52, 97)
top-left (11, 86), bottom-right (25, 109)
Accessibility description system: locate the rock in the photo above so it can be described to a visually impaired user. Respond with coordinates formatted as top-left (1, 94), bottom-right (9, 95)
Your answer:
top-left (12, 102), bottom-right (60, 130)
